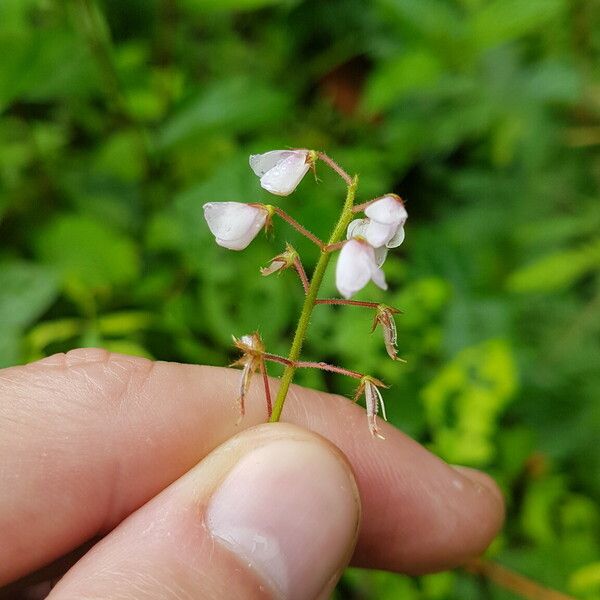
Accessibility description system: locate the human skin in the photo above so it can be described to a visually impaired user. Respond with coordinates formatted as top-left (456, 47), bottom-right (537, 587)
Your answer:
top-left (0, 349), bottom-right (504, 598)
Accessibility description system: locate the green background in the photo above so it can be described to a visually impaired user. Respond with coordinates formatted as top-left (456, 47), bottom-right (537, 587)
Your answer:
top-left (0, 0), bottom-right (599, 597)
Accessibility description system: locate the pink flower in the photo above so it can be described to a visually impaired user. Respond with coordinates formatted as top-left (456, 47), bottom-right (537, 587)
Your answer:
top-left (249, 150), bottom-right (311, 196)
top-left (349, 194), bottom-right (407, 249)
top-left (335, 238), bottom-right (387, 299)
top-left (346, 219), bottom-right (389, 266)
top-left (203, 202), bottom-right (269, 250)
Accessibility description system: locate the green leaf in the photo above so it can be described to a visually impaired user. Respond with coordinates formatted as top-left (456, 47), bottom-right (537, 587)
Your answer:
top-left (570, 562), bottom-right (600, 597)
top-left (0, 261), bottom-right (59, 329)
top-left (363, 50), bottom-right (442, 113)
top-left (471, 0), bottom-right (566, 49)
top-left (26, 318), bottom-right (83, 352)
top-left (507, 239), bottom-right (600, 294)
top-left (375, 0), bottom-right (463, 39)
top-left (180, 0), bottom-right (291, 12)
top-left (421, 339), bottom-right (518, 466)
top-left (34, 215), bottom-right (140, 295)
top-left (0, 327), bottom-right (20, 368)
top-left (0, 29), bottom-right (98, 110)
top-left (102, 340), bottom-right (153, 359)
top-left (157, 77), bottom-right (290, 149)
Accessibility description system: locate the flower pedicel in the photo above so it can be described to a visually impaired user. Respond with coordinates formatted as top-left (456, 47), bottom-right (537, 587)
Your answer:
top-left (202, 149), bottom-right (407, 438)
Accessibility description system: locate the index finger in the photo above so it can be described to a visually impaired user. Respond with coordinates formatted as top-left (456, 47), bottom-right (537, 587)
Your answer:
top-left (0, 348), bottom-right (503, 586)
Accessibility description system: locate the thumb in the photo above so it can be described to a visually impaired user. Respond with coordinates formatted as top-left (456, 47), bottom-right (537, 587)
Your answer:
top-left (49, 424), bottom-right (361, 599)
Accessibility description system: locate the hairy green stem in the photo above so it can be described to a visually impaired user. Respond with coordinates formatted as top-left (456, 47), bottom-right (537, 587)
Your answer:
top-left (269, 176), bottom-right (358, 422)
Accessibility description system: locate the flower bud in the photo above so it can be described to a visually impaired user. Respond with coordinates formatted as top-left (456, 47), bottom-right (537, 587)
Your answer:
top-left (203, 202), bottom-right (269, 250)
top-left (347, 219), bottom-right (388, 266)
top-left (249, 149), bottom-right (311, 196)
top-left (335, 238), bottom-right (387, 299)
top-left (363, 194), bottom-right (407, 248)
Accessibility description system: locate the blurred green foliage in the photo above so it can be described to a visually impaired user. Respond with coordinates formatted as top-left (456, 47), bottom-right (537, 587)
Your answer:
top-left (1, 0), bottom-right (599, 597)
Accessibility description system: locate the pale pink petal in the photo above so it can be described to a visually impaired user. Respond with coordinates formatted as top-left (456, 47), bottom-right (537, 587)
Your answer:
top-left (365, 220), bottom-right (397, 248)
top-left (259, 152), bottom-right (310, 196)
top-left (387, 225), bottom-right (405, 248)
top-left (373, 245), bottom-right (388, 267)
top-left (365, 195), bottom-right (407, 225)
top-left (249, 150), bottom-right (296, 177)
top-left (370, 263), bottom-right (388, 291)
top-left (336, 239), bottom-right (387, 299)
top-left (335, 240), bottom-right (372, 299)
top-left (203, 202), bottom-right (267, 251)
top-left (346, 218), bottom-right (369, 240)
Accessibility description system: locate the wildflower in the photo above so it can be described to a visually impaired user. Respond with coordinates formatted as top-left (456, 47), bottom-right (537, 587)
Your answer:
top-left (249, 149), bottom-right (311, 196)
top-left (203, 202), bottom-right (270, 250)
top-left (335, 238), bottom-right (387, 299)
top-left (347, 219), bottom-right (388, 266)
top-left (354, 376), bottom-right (388, 439)
top-left (372, 304), bottom-right (403, 361)
top-left (230, 332), bottom-right (266, 418)
top-left (260, 243), bottom-right (297, 277)
top-left (348, 195), bottom-right (407, 251)
top-left (364, 194), bottom-right (407, 248)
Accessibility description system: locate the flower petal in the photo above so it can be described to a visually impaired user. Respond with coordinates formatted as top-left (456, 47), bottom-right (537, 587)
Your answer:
top-left (365, 220), bottom-right (397, 248)
top-left (386, 225), bottom-right (405, 248)
top-left (365, 195), bottom-right (407, 225)
top-left (373, 245), bottom-right (388, 267)
top-left (370, 263), bottom-right (388, 291)
top-left (335, 239), bottom-right (373, 299)
top-left (249, 150), bottom-right (294, 177)
top-left (259, 152), bottom-right (310, 196)
top-left (347, 218), bottom-right (369, 240)
top-left (203, 202), bottom-right (267, 251)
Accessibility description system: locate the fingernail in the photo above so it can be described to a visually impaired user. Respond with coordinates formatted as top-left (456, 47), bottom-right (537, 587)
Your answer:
top-left (450, 465), bottom-right (505, 509)
top-left (206, 439), bottom-right (359, 600)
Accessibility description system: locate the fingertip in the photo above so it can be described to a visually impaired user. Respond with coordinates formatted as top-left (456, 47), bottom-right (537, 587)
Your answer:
top-left (48, 424), bottom-right (361, 600)
top-left (449, 465), bottom-right (506, 552)
top-left (450, 466), bottom-right (505, 513)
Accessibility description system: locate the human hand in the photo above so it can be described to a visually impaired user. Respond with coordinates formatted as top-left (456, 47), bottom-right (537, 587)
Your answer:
top-left (0, 349), bottom-right (504, 599)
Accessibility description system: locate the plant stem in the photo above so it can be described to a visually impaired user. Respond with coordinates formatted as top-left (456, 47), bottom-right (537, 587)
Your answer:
top-left (464, 558), bottom-right (576, 600)
top-left (293, 256), bottom-right (310, 294)
top-left (294, 361), bottom-right (364, 379)
top-left (317, 152), bottom-right (353, 186)
top-left (272, 206), bottom-right (324, 248)
top-left (263, 353), bottom-right (365, 380)
top-left (315, 298), bottom-right (381, 308)
top-left (269, 176), bottom-right (358, 422)
top-left (260, 362), bottom-right (272, 418)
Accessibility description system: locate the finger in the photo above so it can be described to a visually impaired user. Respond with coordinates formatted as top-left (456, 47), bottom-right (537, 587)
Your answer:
top-left (47, 423), bottom-right (360, 600)
top-left (0, 350), bottom-right (503, 585)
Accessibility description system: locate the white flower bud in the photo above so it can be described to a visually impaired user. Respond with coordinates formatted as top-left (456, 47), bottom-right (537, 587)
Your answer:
top-left (203, 202), bottom-right (268, 251)
top-left (335, 238), bottom-right (387, 299)
top-left (363, 194), bottom-right (407, 248)
top-left (347, 219), bottom-right (388, 266)
top-left (249, 149), bottom-right (311, 196)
